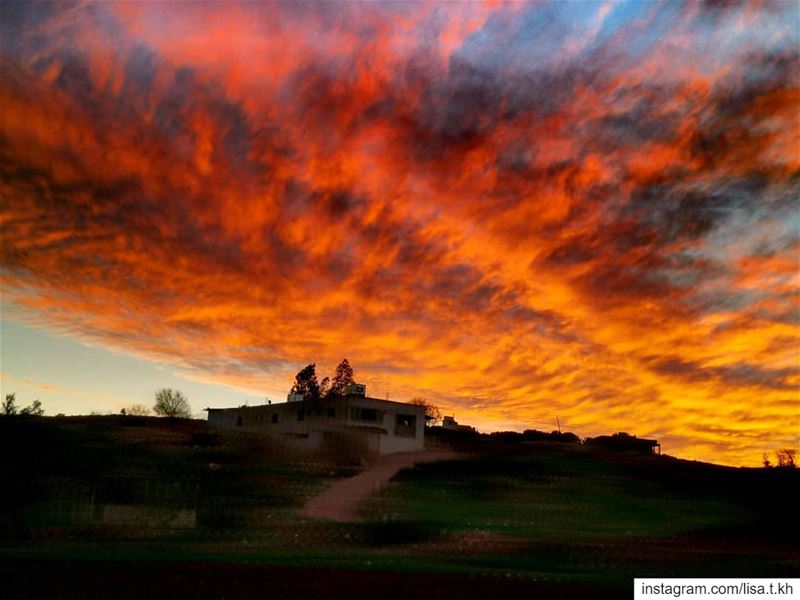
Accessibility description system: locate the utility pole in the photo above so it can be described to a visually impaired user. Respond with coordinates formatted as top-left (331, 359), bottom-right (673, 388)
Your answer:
top-left (556, 416), bottom-right (561, 434)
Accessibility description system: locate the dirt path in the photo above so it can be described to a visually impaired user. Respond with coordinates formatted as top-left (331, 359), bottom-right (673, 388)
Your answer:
top-left (300, 450), bottom-right (464, 521)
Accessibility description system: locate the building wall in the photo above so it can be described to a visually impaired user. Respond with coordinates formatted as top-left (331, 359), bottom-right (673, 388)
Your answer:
top-left (206, 395), bottom-right (425, 454)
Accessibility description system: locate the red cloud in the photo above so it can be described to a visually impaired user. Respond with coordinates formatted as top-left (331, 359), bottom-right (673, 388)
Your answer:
top-left (1, 1), bottom-right (797, 465)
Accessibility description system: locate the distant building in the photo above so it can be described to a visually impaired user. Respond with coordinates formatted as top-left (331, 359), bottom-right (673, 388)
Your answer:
top-left (585, 432), bottom-right (661, 454)
top-left (343, 383), bottom-right (366, 396)
top-left (206, 383), bottom-right (425, 454)
top-left (441, 415), bottom-right (475, 433)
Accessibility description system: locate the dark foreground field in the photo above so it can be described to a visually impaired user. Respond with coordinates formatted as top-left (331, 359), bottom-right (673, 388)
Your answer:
top-left (4, 561), bottom-right (630, 600)
top-left (1, 416), bottom-right (797, 598)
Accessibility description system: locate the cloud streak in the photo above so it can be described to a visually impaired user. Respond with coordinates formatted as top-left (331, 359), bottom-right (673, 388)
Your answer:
top-left (1, 1), bottom-right (798, 465)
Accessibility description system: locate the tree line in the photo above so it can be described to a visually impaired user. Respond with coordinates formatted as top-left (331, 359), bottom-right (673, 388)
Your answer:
top-left (2, 393), bottom-right (44, 416)
top-left (120, 388), bottom-right (192, 418)
top-left (763, 449), bottom-right (797, 469)
top-left (289, 358), bottom-right (355, 402)
top-left (289, 359), bottom-right (442, 424)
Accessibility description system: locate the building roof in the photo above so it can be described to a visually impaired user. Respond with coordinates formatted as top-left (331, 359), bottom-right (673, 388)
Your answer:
top-left (206, 394), bottom-right (425, 413)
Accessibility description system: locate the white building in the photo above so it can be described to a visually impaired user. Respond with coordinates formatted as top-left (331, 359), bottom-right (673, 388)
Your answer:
top-left (206, 384), bottom-right (425, 454)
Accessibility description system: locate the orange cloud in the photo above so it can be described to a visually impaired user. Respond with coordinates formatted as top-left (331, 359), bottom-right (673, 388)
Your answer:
top-left (0, 1), bottom-right (797, 466)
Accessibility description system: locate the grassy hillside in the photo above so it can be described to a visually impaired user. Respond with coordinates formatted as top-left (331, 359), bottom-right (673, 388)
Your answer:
top-left (0, 415), bottom-right (355, 537)
top-left (359, 441), bottom-right (798, 581)
top-left (1, 416), bottom-right (797, 597)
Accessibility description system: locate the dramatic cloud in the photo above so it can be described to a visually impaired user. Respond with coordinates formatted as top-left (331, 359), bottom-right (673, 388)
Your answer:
top-left (1, 1), bottom-right (798, 465)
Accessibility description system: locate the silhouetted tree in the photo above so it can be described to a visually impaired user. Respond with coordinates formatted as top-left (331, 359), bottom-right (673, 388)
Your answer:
top-left (20, 399), bottom-right (44, 416)
top-left (153, 388), bottom-right (191, 418)
top-left (2, 393), bottom-right (17, 415)
top-left (290, 364), bottom-right (321, 402)
top-left (762, 452), bottom-right (772, 468)
top-left (1, 394), bottom-right (43, 417)
top-left (123, 404), bottom-right (151, 416)
top-left (490, 431), bottom-right (523, 442)
top-left (410, 398), bottom-right (442, 426)
top-left (319, 376), bottom-right (331, 399)
top-left (327, 358), bottom-right (355, 397)
top-left (522, 430), bottom-right (581, 444)
top-left (775, 449), bottom-right (797, 469)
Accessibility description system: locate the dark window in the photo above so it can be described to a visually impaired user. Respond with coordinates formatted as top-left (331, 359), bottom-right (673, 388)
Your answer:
top-left (297, 409), bottom-right (304, 422)
top-left (271, 413), bottom-right (278, 424)
top-left (327, 407), bottom-right (336, 418)
top-left (350, 407), bottom-right (380, 422)
top-left (236, 417), bottom-right (243, 427)
top-left (394, 414), bottom-right (417, 438)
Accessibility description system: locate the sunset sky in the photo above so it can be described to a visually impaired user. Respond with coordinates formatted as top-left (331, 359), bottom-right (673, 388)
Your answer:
top-left (1, 1), bottom-right (798, 466)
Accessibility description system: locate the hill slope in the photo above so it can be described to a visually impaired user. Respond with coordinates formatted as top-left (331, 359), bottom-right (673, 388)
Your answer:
top-left (1, 416), bottom-right (797, 597)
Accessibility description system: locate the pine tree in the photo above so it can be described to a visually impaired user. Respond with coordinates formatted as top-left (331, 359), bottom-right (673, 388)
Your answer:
top-left (328, 358), bottom-right (355, 397)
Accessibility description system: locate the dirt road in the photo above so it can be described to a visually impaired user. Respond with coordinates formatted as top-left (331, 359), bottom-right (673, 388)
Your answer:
top-left (301, 450), bottom-right (464, 521)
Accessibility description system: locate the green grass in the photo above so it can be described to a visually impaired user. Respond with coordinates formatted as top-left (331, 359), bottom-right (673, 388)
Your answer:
top-left (0, 416), bottom-right (351, 534)
top-left (360, 451), bottom-right (754, 541)
top-left (1, 417), bottom-right (797, 584)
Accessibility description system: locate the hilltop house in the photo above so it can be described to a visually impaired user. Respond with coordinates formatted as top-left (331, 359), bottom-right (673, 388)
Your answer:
top-left (585, 432), bottom-right (661, 454)
top-left (441, 415), bottom-right (476, 433)
top-left (206, 383), bottom-right (425, 454)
